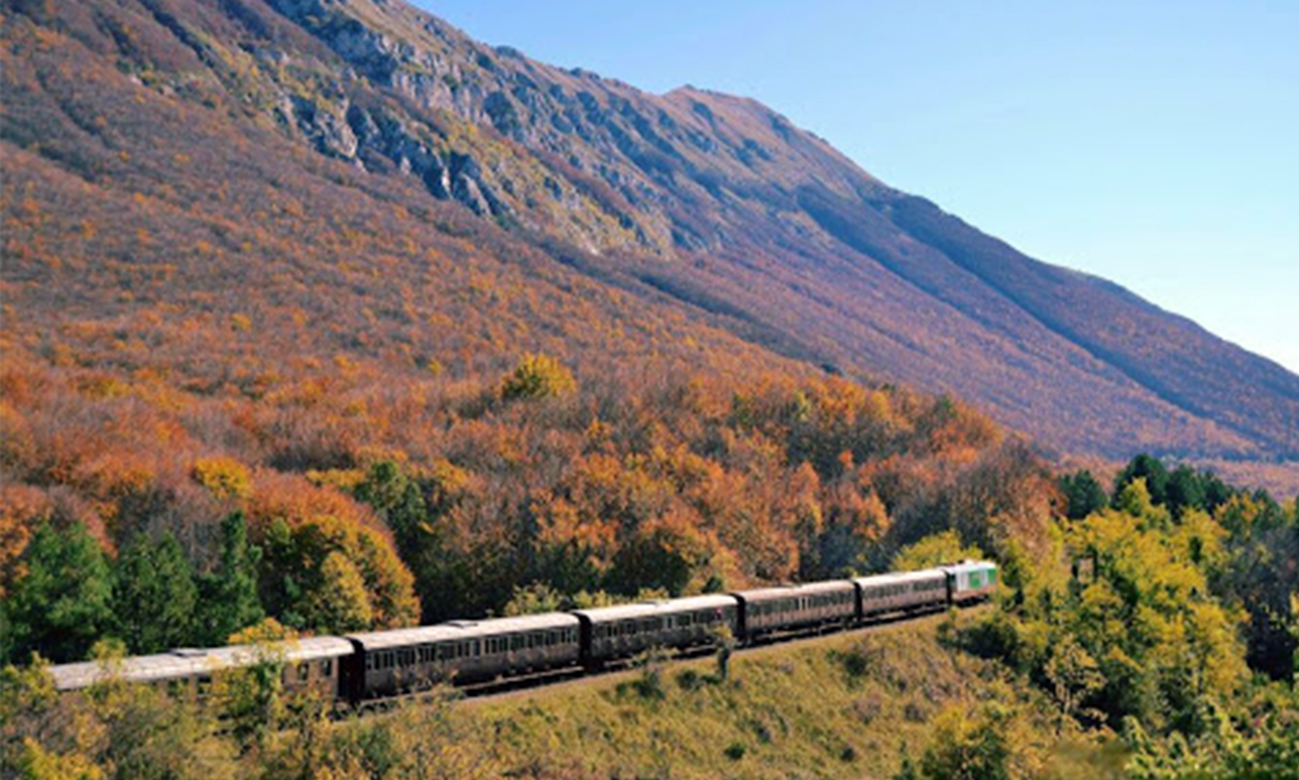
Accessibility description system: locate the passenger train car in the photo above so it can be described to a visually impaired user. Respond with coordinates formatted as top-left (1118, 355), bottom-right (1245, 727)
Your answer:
top-left (574, 594), bottom-right (738, 666)
top-left (46, 560), bottom-right (998, 704)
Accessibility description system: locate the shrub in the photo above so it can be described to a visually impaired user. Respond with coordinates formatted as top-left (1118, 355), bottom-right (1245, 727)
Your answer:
top-left (500, 353), bottom-right (577, 400)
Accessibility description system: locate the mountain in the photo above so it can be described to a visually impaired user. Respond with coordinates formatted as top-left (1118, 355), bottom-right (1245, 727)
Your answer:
top-left (2, 0), bottom-right (1297, 487)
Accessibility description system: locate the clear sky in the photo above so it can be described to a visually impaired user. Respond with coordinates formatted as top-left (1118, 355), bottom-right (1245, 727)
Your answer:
top-left (418, 1), bottom-right (1299, 374)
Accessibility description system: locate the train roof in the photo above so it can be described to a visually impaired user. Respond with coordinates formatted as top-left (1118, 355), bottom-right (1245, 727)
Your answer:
top-left (731, 579), bottom-right (856, 603)
top-left (940, 560), bottom-right (997, 574)
top-left (571, 594), bottom-right (737, 623)
top-left (853, 568), bottom-right (947, 587)
top-left (47, 636), bottom-right (354, 692)
top-left (347, 612), bottom-right (580, 651)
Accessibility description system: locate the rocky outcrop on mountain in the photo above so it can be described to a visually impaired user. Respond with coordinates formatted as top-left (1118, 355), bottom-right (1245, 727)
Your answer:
top-left (2, 0), bottom-right (1296, 476)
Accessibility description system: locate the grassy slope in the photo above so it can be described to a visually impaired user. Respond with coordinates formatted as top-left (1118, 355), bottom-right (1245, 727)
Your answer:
top-left (384, 612), bottom-right (1118, 780)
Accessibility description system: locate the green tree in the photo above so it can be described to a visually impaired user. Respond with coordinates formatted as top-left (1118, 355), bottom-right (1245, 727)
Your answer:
top-left (1059, 470), bottom-right (1108, 520)
top-left (5, 523), bottom-right (115, 663)
top-left (892, 530), bottom-right (984, 572)
top-left (301, 551), bottom-right (373, 632)
top-left (113, 532), bottom-right (199, 654)
top-left (917, 705), bottom-right (1017, 780)
top-left (354, 460), bottom-right (427, 555)
top-left (1114, 454), bottom-right (1169, 508)
top-left (1043, 634), bottom-right (1105, 730)
top-left (1164, 465), bottom-right (1206, 519)
top-left (197, 512), bottom-right (264, 646)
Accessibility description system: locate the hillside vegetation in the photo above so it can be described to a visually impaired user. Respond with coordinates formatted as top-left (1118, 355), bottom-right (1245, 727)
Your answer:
top-left (2, 338), bottom-right (1037, 661)
top-left (6, 471), bottom-right (1297, 780)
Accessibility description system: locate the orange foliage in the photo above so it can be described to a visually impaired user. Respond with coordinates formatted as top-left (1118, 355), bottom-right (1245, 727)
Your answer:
top-left (0, 484), bottom-right (53, 595)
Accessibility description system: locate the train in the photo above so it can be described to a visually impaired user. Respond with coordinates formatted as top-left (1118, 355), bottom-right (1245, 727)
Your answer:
top-left (46, 560), bottom-right (997, 704)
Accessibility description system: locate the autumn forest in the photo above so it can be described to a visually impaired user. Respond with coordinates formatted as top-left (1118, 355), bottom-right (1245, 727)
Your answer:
top-left (2, 0), bottom-right (1298, 777)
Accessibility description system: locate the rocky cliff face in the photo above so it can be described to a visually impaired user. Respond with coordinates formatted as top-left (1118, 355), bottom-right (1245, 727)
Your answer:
top-left (3, 0), bottom-right (1297, 472)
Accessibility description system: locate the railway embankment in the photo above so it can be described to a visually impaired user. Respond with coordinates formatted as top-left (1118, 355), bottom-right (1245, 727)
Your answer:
top-left (362, 610), bottom-right (1121, 780)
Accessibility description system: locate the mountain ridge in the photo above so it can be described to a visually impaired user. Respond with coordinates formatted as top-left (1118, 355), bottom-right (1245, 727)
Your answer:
top-left (2, 0), bottom-right (1296, 488)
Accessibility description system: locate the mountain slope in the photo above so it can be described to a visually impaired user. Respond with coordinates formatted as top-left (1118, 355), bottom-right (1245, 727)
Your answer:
top-left (2, 0), bottom-right (1296, 474)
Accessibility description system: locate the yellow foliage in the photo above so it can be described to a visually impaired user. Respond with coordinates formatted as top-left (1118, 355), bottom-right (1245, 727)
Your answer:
top-left (227, 617), bottom-right (296, 645)
top-left (191, 455), bottom-right (252, 501)
top-left (500, 353), bottom-right (576, 400)
top-left (15, 738), bottom-right (105, 780)
top-left (305, 468), bottom-right (367, 493)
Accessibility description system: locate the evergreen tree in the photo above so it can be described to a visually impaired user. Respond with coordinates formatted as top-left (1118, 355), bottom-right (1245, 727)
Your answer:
top-left (1059, 469), bottom-right (1109, 520)
top-left (1165, 465), bottom-right (1207, 518)
top-left (1200, 470), bottom-right (1234, 514)
top-left (198, 511), bottom-right (264, 645)
top-left (354, 460), bottom-right (427, 554)
top-left (113, 532), bottom-right (199, 654)
top-left (1114, 454), bottom-right (1169, 507)
top-left (4, 522), bottom-right (115, 663)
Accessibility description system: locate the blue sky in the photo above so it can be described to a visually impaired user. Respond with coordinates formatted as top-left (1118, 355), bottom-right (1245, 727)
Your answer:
top-left (419, 1), bottom-right (1299, 374)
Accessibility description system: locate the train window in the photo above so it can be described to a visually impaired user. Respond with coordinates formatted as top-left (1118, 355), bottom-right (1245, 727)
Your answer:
top-left (321, 660), bottom-right (332, 677)
top-left (297, 663), bottom-right (310, 682)
top-left (197, 675), bottom-right (213, 697)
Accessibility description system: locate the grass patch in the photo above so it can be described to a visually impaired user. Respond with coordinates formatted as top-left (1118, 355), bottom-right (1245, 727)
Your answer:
top-left (389, 612), bottom-right (1091, 779)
